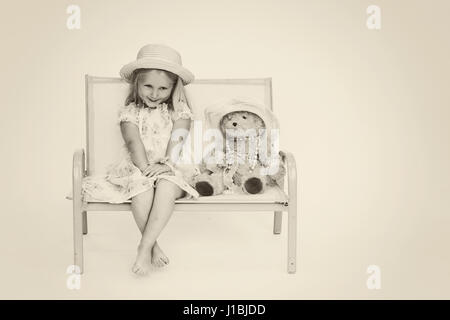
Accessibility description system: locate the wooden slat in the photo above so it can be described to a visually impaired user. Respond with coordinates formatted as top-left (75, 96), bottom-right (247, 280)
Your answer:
top-left (85, 202), bottom-right (288, 212)
top-left (85, 75), bottom-right (94, 175)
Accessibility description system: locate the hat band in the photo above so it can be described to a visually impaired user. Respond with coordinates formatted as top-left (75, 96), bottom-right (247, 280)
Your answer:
top-left (135, 56), bottom-right (181, 67)
top-left (137, 48), bottom-right (181, 64)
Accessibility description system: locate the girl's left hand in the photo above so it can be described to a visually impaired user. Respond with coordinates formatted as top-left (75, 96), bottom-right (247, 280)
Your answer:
top-left (143, 163), bottom-right (174, 177)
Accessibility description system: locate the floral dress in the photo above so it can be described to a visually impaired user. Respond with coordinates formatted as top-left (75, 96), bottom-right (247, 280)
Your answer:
top-left (82, 102), bottom-right (200, 203)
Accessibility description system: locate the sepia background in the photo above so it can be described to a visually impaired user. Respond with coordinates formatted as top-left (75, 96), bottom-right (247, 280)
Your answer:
top-left (0, 0), bottom-right (449, 299)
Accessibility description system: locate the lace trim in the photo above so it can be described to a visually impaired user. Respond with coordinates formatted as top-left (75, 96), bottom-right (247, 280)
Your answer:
top-left (118, 103), bottom-right (139, 126)
top-left (172, 101), bottom-right (194, 121)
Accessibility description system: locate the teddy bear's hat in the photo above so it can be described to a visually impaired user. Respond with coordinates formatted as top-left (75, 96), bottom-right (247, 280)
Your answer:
top-left (204, 97), bottom-right (279, 133)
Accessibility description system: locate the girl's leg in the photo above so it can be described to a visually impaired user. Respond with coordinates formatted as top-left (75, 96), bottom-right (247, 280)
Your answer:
top-left (132, 179), bottom-right (184, 275)
top-left (130, 188), bottom-right (169, 268)
top-left (131, 189), bottom-right (154, 231)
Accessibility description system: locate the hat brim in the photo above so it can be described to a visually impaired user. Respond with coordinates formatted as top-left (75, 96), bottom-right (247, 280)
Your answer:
top-left (119, 57), bottom-right (194, 85)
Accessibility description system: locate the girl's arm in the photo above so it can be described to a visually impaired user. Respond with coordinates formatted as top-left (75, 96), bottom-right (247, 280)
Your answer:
top-left (140, 119), bottom-right (190, 178)
top-left (120, 122), bottom-right (149, 172)
top-left (165, 118), bottom-right (191, 163)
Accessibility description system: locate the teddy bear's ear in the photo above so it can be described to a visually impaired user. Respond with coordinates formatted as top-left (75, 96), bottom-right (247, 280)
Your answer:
top-left (220, 113), bottom-right (231, 124)
top-left (258, 117), bottom-right (265, 128)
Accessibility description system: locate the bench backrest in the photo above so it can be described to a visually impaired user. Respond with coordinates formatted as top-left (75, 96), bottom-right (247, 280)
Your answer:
top-left (85, 75), bottom-right (273, 175)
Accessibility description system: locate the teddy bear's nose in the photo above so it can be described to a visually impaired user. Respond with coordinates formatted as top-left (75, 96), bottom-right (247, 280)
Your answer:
top-left (232, 122), bottom-right (237, 127)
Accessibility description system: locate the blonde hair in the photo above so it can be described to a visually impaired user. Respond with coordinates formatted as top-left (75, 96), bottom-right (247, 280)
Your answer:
top-left (125, 68), bottom-right (191, 113)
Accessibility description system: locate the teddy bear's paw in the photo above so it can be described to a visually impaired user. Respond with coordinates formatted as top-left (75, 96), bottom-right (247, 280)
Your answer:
top-left (195, 181), bottom-right (215, 196)
top-left (243, 177), bottom-right (264, 194)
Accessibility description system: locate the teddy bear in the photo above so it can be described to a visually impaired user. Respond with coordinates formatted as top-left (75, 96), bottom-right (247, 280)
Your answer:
top-left (192, 103), bottom-right (286, 196)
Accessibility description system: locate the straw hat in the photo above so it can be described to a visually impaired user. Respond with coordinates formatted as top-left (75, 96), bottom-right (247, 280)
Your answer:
top-left (119, 44), bottom-right (194, 85)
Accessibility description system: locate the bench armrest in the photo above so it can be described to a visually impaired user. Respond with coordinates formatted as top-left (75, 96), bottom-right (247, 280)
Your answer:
top-left (279, 150), bottom-right (297, 203)
top-left (72, 149), bottom-right (86, 203)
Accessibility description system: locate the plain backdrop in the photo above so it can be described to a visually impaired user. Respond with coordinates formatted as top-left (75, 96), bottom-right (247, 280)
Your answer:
top-left (0, 0), bottom-right (449, 299)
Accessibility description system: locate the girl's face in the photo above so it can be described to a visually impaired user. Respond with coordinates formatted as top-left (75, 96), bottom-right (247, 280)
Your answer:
top-left (137, 70), bottom-right (175, 108)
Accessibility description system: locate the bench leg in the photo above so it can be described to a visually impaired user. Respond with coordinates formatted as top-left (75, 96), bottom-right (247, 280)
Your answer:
top-left (273, 211), bottom-right (282, 234)
top-left (73, 149), bottom-right (85, 274)
top-left (82, 211), bottom-right (88, 235)
top-left (287, 203), bottom-right (297, 273)
top-left (282, 150), bottom-right (297, 274)
top-left (73, 202), bottom-right (84, 274)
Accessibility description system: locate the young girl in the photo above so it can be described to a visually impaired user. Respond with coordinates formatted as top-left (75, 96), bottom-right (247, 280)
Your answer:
top-left (83, 44), bottom-right (199, 275)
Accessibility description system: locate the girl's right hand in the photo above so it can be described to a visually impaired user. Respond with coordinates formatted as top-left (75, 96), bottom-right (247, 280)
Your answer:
top-left (142, 163), bottom-right (173, 178)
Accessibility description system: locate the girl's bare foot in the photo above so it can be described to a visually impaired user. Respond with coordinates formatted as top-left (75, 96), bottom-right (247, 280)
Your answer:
top-left (132, 243), bottom-right (152, 275)
top-left (151, 242), bottom-right (169, 267)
